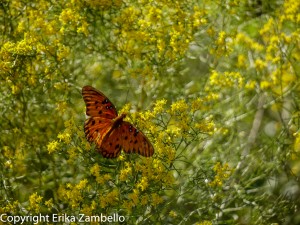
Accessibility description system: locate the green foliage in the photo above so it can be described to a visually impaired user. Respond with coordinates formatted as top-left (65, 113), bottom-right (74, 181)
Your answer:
top-left (1, 0), bottom-right (300, 224)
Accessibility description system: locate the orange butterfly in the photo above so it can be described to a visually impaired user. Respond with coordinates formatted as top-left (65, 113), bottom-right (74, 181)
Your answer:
top-left (82, 86), bottom-right (154, 158)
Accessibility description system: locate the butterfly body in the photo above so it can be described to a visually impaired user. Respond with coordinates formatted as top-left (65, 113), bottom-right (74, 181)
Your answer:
top-left (111, 113), bottom-right (127, 129)
top-left (82, 86), bottom-right (154, 158)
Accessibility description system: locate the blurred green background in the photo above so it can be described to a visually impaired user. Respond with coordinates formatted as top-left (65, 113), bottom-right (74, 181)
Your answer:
top-left (1, 0), bottom-right (300, 224)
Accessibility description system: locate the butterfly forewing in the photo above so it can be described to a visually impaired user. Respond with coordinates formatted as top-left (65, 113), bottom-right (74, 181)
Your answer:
top-left (82, 86), bottom-right (118, 119)
top-left (84, 117), bottom-right (112, 144)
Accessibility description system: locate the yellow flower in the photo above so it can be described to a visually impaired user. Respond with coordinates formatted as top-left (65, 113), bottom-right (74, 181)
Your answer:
top-left (3, 201), bottom-right (19, 212)
top-left (260, 18), bottom-right (274, 37)
top-left (191, 98), bottom-right (205, 112)
top-left (140, 195), bottom-right (149, 206)
top-left (17, 20), bottom-right (26, 33)
top-left (90, 163), bottom-right (101, 176)
top-left (245, 80), bottom-right (256, 90)
top-left (82, 201), bottom-right (97, 215)
top-left (151, 193), bottom-right (163, 206)
top-left (157, 39), bottom-right (166, 55)
top-left (153, 99), bottom-right (167, 115)
top-left (192, 6), bottom-right (207, 28)
top-left (169, 210), bottom-right (177, 218)
top-left (119, 103), bottom-right (131, 115)
top-left (237, 54), bottom-right (247, 68)
top-left (3, 146), bottom-right (13, 158)
top-left (148, 6), bottom-right (162, 22)
top-left (28, 193), bottom-right (43, 213)
top-left (105, 189), bottom-right (119, 206)
top-left (56, 101), bottom-right (68, 113)
top-left (15, 39), bottom-right (34, 55)
top-left (76, 179), bottom-right (88, 190)
top-left (47, 140), bottom-right (59, 153)
top-left (195, 120), bottom-right (215, 135)
top-left (209, 162), bottom-right (233, 187)
top-left (57, 130), bottom-right (71, 144)
top-left (60, 181), bottom-right (87, 209)
top-left (170, 99), bottom-right (188, 115)
top-left (283, 0), bottom-right (300, 22)
top-left (236, 33), bottom-right (264, 52)
top-left (162, 172), bottom-right (175, 186)
top-left (11, 85), bottom-right (20, 95)
top-left (64, 119), bottom-right (75, 129)
top-left (4, 160), bottom-right (12, 169)
top-left (77, 20), bottom-right (89, 36)
top-left (122, 200), bottom-right (134, 213)
top-left (96, 173), bottom-right (112, 185)
top-left (137, 177), bottom-right (149, 191)
top-left (128, 189), bottom-right (139, 205)
top-left (59, 9), bottom-right (79, 25)
top-left (57, 44), bottom-right (70, 61)
top-left (207, 27), bottom-right (215, 36)
top-left (216, 31), bottom-right (226, 45)
top-left (165, 146), bottom-right (176, 164)
top-left (138, 19), bottom-right (151, 29)
top-left (45, 199), bottom-right (54, 209)
top-left (67, 147), bottom-right (77, 163)
top-left (99, 196), bottom-right (108, 208)
top-left (208, 70), bottom-right (244, 89)
top-left (260, 80), bottom-right (271, 90)
top-left (254, 59), bottom-right (267, 71)
top-left (195, 221), bottom-right (213, 225)
top-left (294, 132), bottom-right (300, 152)
top-left (119, 163), bottom-right (132, 181)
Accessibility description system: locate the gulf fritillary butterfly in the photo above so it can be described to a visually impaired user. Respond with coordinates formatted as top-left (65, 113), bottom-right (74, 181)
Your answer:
top-left (82, 85), bottom-right (154, 158)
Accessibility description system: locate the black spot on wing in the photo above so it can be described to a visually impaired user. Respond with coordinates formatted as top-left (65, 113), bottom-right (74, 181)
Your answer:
top-left (134, 130), bottom-right (139, 137)
top-left (102, 99), bottom-right (109, 104)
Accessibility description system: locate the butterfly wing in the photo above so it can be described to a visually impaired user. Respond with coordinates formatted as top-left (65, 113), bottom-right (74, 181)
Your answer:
top-left (82, 85), bottom-right (118, 119)
top-left (82, 85), bottom-right (117, 150)
top-left (84, 117), bottom-right (113, 145)
top-left (100, 121), bottom-right (154, 158)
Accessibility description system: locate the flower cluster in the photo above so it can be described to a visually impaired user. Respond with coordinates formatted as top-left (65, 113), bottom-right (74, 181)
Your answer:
top-left (209, 162), bottom-right (233, 187)
top-left (28, 193), bottom-right (43, 213)
top-left (58, 180), bottom-right (89, 209)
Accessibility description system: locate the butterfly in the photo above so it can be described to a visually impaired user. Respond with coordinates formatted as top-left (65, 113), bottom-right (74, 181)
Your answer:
top-left (82, 85), bottom-right (154, 158)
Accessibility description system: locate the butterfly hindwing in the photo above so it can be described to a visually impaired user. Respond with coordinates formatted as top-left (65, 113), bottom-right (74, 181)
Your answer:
top-left (98, 123), bottom-right (123, 158)
top-left (82, 86), bottom-right (118, 119)
top-left (121, 122), bottom-right (154, 157)
top-left (99, 121), bottom-right (154, 158)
